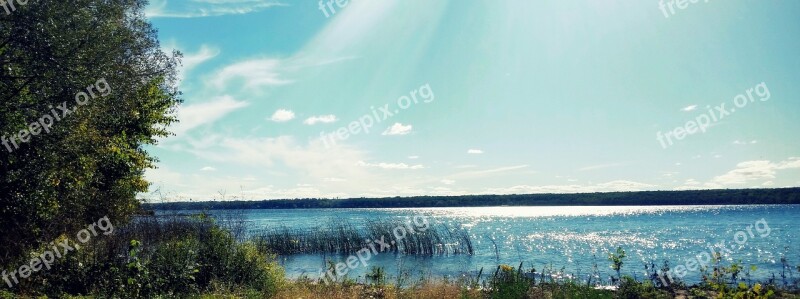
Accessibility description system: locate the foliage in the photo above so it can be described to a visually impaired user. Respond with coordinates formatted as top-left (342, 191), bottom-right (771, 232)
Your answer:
top-left (1, 0), bottom-right (181, 265)
top-left (1, 215), bottom-right (284, 298)
top-left (486, 263), bottom-right (530, 299)
top-left (617, 276), bottom-right (671, 299)
top-left (608, 247), bottom-right (626, 285)
top-left (697, 255), bottom-right (779, 299)
top-left (366, 266), bottom-right (387, 287)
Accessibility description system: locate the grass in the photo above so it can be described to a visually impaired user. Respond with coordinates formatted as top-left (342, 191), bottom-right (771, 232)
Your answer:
top-left (252, 218), bottom-right (474, 255)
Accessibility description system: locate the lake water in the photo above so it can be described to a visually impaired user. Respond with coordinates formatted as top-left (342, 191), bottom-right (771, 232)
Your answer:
top-left (167, 205), bottom-right (799, 285)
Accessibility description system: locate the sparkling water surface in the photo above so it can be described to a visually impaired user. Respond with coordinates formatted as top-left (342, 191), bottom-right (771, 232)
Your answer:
top-left (164, 205), bottom-right (799, 284)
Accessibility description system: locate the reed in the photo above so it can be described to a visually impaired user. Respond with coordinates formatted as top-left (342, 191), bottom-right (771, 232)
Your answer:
top-left (252, 219), bottom-right (473, 256)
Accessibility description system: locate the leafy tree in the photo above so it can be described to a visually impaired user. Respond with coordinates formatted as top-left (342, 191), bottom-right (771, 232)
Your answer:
top-left (0, 0), bottom-right (181, 265)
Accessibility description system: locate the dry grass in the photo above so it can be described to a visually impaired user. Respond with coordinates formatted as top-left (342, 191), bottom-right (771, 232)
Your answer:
top-left (270, 280), bottom-right (482, 299)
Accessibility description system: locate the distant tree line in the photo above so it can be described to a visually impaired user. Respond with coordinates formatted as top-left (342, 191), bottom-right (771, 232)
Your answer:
top-left (147, 188), bottom-right (800, 210)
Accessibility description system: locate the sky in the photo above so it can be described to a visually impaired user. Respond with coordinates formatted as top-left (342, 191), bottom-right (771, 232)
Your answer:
top-left (141, 0), bottom-right (800, 202)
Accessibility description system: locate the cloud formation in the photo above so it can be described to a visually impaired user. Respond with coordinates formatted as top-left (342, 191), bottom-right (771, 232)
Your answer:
top-left (711, 158), bottom-right (800, 186)
top-left (172, 96), bottom-right (248, 136)
top-left (212, 58), bottom-right (292, 90)
top-left (304, 115), bottom-right (338, 125)
top-left (382, 123), bottom-right (413, 136)
top-left (270, 109), bottom-right (295, 122)
top-left (357, 161), bottom-right (425, 170)
top-left (146, 0), bottom-right (285, 18)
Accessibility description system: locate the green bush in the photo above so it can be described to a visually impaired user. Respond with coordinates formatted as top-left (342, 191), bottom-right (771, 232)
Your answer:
top-left (93, 218), bottom-right (285, 298)
top-left (617, 276), bottom-right (671, 299)
top-left (486, 264), bottom-right (531, 299)
top-left (2, 215), bottom-right (284, 298)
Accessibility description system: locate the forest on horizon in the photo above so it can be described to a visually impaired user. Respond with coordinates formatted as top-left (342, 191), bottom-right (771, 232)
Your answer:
top-left (147, 187), bottom-right (800, 210)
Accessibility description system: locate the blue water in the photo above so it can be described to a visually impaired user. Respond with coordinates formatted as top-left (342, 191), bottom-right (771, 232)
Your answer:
top-left (164, 205), bottom-right (800, 285)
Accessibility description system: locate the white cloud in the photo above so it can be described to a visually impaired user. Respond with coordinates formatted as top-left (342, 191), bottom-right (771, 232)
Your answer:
top-left (167, 44), bottom-right (219, 85)
top-left (357, 161), bottom-right (424, 170)
top-left (776, 157), bottom-right (800, 170)
top-left (304, 115), bottom-right (338, 125)
top-left (710, 158), bottom-right (800, 186)
top-left (144, 166), bottom-right (312, 202)
top-left (467, 149), bottom-right (484, 154)
top-left (682, 105), bottom-right (698, 112)
top-left (270, 109), bottom-right (296, 122)
top-left (711, 161), bottom-right (776, 185)
top-left (670, 158), bottom-right (800, 190)
top-left (172, 95), bottom-right (248, 136)
top-left (733, 140), bottom-right (758, 145)
top-left (181, 45), bottom-right (219, 72)
top-left (441, 179), bottom-right (456, 185)
top-left (200, 166), bottom-right (216, 172)
top-left (212, 58), bottom-right (292, 90)
top-left (203, 54), bottom-right (355, 92)
top-left (480, 180), bottom-right (655, 195)
top-left (382, 123), bottom-right (413, 136)
top-left (450, 165), bottom-right (529, 180)
top-left (578, 163), bottom-right (621, 172)
top-left (408, 156), bottom-right (419, 159)
top-left (146, 0), bottom-right (285, 18)
top-left (183, 135), bottom-right (371, 183)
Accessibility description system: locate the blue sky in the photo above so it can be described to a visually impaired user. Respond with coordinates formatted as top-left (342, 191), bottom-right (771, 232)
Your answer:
top-left (142, 0), bottom-right (800, 202)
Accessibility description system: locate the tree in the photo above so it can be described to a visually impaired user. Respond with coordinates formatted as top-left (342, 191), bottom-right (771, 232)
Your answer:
top-left (0, 0), bottom-right (181, 265)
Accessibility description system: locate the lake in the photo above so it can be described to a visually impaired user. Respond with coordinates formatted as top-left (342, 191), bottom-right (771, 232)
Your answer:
top-left (164, 205), bottom-right (799, 285)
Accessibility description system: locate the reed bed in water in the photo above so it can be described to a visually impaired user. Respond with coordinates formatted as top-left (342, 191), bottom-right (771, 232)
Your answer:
top-left (253, 219), bottom-right (473, 256)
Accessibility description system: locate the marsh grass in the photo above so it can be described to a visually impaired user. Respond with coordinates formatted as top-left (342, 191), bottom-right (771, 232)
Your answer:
top-left (252, 219), bottom-right (474, 256)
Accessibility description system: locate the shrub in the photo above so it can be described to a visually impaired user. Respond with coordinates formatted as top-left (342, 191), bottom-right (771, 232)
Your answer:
top-left (2, 215), bottom-right (284, 298)
top-left (486, 263), bottom-right (530, 299)
top-left (617, 276), bottom-right (671, 299)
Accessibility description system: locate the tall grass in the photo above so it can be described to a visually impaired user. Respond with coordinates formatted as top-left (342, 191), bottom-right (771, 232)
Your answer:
top-left (252, 219), bottom-right (474, 256)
